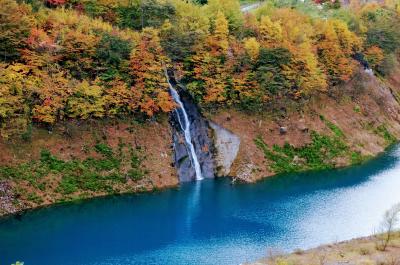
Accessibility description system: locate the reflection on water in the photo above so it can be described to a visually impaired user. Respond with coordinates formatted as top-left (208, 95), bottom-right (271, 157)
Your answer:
top-left (1, 146), bottom-right (400, 265)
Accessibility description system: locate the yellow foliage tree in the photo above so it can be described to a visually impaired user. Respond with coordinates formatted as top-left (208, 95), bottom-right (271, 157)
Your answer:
top-left (316, 20), bottom-right (359, 84)
top-left (258, 16), bottom-right (283, 48)
top-left (67, 80), bottom-right (105, 119)
top-left (0, 63), bottom-right (36, 137)
top-left (188, 12), bottom-right (230, 104)
top-left (244, 37), bottom-right (260, 61)
top-left (104, 79), bottom-right (137, 116)
top-left (212, 12), bottom-right (229, 53)
top-left (32, 71), bottom-right (72, 124)
top-left (206, 0), bottom-right (243, 31)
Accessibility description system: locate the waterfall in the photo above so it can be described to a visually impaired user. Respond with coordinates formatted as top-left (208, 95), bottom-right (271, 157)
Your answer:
top-left (365, 68), bottom-right (374, 76)
top-left (165, 73), bottom-right (204, 181)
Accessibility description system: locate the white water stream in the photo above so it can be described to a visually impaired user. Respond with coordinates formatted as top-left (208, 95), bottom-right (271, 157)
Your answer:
top-left (165, 73), bottom-right (203, 181)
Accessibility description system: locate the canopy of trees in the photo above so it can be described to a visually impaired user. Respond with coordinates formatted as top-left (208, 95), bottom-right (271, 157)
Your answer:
top-left (0, 0), bottom-right (399, 137)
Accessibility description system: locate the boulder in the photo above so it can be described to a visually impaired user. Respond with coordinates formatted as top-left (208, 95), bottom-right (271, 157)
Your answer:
top-left (280, 126), bottom-right (288, 134)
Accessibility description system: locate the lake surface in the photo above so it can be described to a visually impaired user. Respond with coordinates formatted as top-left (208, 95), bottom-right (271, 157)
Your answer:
top-left (1, 146), bottom-right (400, 265)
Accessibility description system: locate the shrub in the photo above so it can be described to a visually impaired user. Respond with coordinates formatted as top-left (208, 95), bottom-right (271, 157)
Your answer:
top-left (320, 115), bottom-right (344, 138)
top-left (374, 125), bottom-right (397, 145)
top-left (94, 33), bottom-right (132, 81)
top-left (94, 143), bottom-right (114, 158)
top-left (359, 247), bottom-right (371, 255)
top-left (256, 48), bottom-right (292, 96)
top-left (255, 116), bottom-right (354, 174)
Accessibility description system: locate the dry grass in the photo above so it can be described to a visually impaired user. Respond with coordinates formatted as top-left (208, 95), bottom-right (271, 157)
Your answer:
top-left (248, 232), bottom-right (400, 265)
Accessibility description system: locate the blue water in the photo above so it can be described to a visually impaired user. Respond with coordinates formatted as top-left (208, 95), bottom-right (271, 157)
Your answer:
top-left (1, 147), bottom-right (400, 265)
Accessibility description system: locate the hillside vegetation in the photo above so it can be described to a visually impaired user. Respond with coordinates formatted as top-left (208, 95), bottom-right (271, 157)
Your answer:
top-left (1, 0), bottom-right (400, 139)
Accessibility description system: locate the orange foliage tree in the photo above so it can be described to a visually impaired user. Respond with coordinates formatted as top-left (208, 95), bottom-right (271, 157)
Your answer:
top-left (130, 28), bottom-right (175, 116)
top-left (188, 12), bottom-right (230, 105)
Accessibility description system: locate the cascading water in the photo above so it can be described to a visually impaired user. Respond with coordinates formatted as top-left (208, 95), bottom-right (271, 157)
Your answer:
top-left (365, 68), bottom-right (374, 76)
top-left (166, 73), bottom-right (204, 181)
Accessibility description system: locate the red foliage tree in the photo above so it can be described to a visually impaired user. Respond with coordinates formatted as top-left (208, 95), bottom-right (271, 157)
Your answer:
top-left (45, 0), bottom-right (66, 7)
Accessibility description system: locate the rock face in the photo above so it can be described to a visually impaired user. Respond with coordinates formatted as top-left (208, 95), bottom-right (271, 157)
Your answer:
top-left (169, 79), bottom-right (215, 182)
top-left (0, 181), bottom-right (17, 216)
top-left (209, 122), bottom-right (241, 177)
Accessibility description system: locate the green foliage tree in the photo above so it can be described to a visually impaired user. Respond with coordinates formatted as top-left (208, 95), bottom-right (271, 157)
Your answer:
top-left (256, 48), bottom-right (292, 96)
top-left (94, 33), bottom-right (132, 81)
top-left (117, 0), bottom-right (175, 30)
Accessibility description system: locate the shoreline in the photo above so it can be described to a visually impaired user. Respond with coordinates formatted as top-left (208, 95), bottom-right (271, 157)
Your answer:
top-left (0, 181), bottom-right (180, 220)
top-left (1, 142), bottom-right (395, 219)
top-left (248, 232), bottom-right (400, 265)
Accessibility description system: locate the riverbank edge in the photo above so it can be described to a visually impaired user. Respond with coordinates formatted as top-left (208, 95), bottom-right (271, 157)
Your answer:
top-left (0, 141), bottom-right (396, 220)
top-left (0, 180), bottom-right (180, 220)
top-left (248, 231), bottom-right (400, 265)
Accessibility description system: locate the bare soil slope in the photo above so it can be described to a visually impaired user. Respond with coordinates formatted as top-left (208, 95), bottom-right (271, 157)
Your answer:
top-left (210, 69), bottom-right (400, 182)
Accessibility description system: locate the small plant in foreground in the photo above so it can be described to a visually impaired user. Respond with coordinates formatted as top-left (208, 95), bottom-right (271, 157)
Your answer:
top-left (376, 203), bottom-right (400, 251)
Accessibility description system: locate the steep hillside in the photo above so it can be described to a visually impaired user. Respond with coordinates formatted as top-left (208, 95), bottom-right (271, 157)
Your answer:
top-left (211, 68), bottom-right (400, 182)
top-left (0, 117), bottom-right (177, 216)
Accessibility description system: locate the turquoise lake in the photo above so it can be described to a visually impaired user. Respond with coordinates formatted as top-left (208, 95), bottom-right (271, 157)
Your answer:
top-left (1, 146), bottom-right (400, 265)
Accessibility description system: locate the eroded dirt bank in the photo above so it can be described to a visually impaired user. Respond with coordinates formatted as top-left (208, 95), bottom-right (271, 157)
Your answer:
top-left (210, 69), bottom-right (400, 182)
top-left (0, 116), bottom-right (178, 216)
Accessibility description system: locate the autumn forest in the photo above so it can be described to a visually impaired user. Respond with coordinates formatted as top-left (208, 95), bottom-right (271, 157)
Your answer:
top-left (1, 0), bottom-right (400, 139)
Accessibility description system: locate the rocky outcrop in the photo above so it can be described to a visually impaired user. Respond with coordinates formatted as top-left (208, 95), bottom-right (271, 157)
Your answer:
top-left (209, 122), bottom-right (240, 177)
top-left (0, 181), bottom-right (17, 216)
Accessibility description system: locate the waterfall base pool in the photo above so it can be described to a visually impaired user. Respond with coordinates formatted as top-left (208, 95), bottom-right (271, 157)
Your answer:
top-left (1, 146), bottom-right (400, 265)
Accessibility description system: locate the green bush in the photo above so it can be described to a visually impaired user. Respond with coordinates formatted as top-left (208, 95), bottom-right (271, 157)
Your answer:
top-left (375, 124), bottom-right (397, 145)
top-left (116, 0), bottom-right (175, 30)
top-left (128, 148), bottom-right (146, 181)
top-left (94, 143), bottom-right (114, 158)
top-left (256, 48), bottom-right (292, 96)
top-left (94, 33), bottom-right (132, 81)
top-left (57, 176), bottom-right (78, 195)
top-left (320, 115), bottom-right (344, 138)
